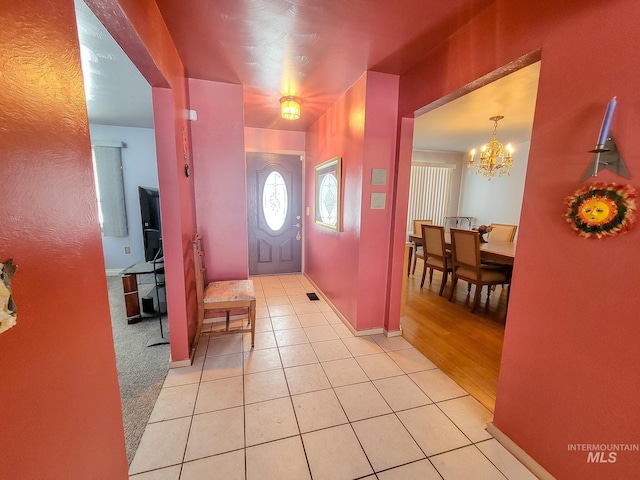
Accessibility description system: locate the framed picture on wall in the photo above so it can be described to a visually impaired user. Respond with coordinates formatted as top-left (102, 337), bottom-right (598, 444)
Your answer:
top-left (315, 156), bottom-right (342, 231)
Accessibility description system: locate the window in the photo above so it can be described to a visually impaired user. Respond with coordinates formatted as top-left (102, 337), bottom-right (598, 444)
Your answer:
top-left (92, 141), bottom-right (128, 237)
top-left (407, 164), bottom-right (453, 230)
top-left (262, 171), bottom-right (288, 231)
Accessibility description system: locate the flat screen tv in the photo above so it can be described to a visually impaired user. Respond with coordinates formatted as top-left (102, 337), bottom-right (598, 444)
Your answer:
top-left (138, 186), bottom-right (162, 261)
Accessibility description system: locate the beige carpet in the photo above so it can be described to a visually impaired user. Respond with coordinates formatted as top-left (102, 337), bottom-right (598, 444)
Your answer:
top-left (106, 274), bottom-right (170, 464)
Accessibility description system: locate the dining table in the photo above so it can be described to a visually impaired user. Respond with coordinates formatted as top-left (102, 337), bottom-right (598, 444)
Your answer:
top-left (407, 231), bottom-right (516, 276)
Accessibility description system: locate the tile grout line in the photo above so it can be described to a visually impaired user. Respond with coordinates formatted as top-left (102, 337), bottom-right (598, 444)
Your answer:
top-left (133, 274), bottom-right (518, 479)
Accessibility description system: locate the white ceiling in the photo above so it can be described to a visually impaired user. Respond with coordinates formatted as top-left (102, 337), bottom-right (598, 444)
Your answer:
top-left (75, 0), bottom-right (154, 129)
top-left (412, 62), bottom-right (540, 153)
top-left (74, 0), bottom-right (539, 151)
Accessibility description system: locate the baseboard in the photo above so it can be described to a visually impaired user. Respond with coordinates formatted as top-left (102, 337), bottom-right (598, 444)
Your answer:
top-left (486, 422), bottom-right (555, 480)
top-left (169, 357), bottom-right (192, 369)
top-left (302, 273), bottom-right (384, 337)
top-left (169, 336), bottom-right (199, 369)
top-left (383, 328), bottom-right (402, 337)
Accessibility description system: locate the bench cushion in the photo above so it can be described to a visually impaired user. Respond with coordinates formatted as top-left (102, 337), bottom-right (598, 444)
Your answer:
top-left (204, 280), bottom-right (255, 303)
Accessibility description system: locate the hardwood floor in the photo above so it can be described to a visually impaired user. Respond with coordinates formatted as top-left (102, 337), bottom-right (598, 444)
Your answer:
top-left (401, 261), bottom-right (508, 412)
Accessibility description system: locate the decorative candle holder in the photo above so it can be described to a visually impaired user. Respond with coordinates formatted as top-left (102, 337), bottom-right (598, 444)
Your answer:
top-left (580, 135), bottom-right (630, 181)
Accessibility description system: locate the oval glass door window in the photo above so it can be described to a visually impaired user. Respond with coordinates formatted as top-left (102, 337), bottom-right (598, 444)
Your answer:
top-left (263, 171), bottom-right (288, 231)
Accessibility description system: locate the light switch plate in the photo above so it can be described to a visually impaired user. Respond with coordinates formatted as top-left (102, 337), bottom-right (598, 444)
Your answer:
top-left (371, 193), bottom-right (386, 209)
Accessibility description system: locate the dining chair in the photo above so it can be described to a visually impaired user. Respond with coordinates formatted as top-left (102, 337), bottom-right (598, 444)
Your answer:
top-left (420, 224), bottom-right (452, 296)
top-left (411, 219), bottom-right (433, 275)
top-left (488, 223), bottom-right (517, 242)
top-left (193, 233), bottom-right (256, 347)
top-left (448, 228), bottom-right (512, 313)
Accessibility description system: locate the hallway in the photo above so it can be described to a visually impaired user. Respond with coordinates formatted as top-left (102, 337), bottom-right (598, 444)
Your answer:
top-left (128, 274), bottom-right (535, 479)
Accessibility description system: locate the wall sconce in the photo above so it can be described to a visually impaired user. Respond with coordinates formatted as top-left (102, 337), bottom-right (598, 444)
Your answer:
top-left (280, 95), bottom-right (301, 120)
top-left (581, 96), bottom-right (630, 181)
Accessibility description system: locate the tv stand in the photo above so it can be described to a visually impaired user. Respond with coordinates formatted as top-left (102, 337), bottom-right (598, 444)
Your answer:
top-left (120, 258), bottom-right (165, 324)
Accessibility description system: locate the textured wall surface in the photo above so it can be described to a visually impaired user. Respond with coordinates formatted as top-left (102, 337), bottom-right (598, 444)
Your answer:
top-left (0, 1), bottom-right (128, 478)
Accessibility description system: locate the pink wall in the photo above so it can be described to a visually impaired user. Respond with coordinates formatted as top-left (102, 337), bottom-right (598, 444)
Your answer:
top-left (152, 88), bottom-right (196, 359)
top-left (386, 116), bottom-right (416, 332)
top-left (356, 72), bottom-right (400, 329)
top-left (189, 79), bottom-right (249, 281)
top-left (397, 1), bottom-right (640, 477)
top-left (245, 127), bottom-right (306, 153)
top-left (0, 1), bottom-right (128, 478)
top-left (305, 75), bottom-right (366, 324)
top-left (305, 72), bottom-right (400, 331)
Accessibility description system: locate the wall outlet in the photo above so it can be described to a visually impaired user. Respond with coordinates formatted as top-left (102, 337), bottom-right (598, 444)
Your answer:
top-left (124, 246), bottom-right (131, 254)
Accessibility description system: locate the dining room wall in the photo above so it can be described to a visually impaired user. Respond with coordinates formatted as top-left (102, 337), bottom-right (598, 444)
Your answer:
top-left (458, 140), bottom-right (530, 229)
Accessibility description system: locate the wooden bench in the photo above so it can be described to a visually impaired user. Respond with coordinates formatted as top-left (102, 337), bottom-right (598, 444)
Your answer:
top-left (193, 234), bottom-right (256, 347)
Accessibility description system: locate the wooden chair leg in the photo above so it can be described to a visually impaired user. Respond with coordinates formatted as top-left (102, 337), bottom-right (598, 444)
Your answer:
top-left (249, 300), bottom-right (256, 347)
top-left (420, 263), bottom-right (428, 288)
top-left (429, 268), bottom-right (434, 284)
top-left (438, 271), bottom-right (447, 296)
top-left (471, 284), bottom-right (482, 313)
top-left (448, 277), bottom-right (458, 301)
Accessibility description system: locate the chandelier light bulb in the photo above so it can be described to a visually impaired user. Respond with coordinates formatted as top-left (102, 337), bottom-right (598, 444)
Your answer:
top-left (467, 116), bottom-right (515, 178)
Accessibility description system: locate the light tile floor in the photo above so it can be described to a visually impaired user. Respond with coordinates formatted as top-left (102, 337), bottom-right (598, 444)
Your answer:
top-left (129, 274), bottom-right (537, 480)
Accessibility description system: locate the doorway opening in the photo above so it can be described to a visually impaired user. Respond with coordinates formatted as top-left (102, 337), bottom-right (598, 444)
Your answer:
top-left (402, 60), bottom-right (541, 411)
top-left (74, 0), bottom-right (168, 463)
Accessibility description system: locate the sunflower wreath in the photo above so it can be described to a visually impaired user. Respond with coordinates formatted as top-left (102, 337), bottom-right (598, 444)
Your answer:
top-left (565, 182), bottom-right (637, 239)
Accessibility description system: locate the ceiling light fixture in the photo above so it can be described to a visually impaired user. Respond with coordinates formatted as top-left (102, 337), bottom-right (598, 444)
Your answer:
top-left (468, 115), bottom-right (514, 178)
top-left (280, 95), bottom-right (301, 120)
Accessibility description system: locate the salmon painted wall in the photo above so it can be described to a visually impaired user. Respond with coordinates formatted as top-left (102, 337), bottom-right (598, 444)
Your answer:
top-left (306, 72), bottom-right (400, 331)
top-left (0, 1), bottom-right (128, 478)
top-left (152, 88), bottom-right (196, 360)
top-left (189, 79), bottom-right (249, 281)
top-left (305, 75), bottom-right (366, 325)
top-left (89, 0), bottom-right (198, 361)
top-left (245, 127), bottom-right (306, 154)
top-left (398, 1), bottom-right (640, 477)
top-left (357, 72), bottom-right (400, 330)
top-left (387, 116), bottom-right (416, 333)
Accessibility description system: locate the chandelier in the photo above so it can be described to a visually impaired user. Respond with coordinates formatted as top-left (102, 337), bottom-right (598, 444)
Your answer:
top-left (280, 95), bottom-right (301, 120)
top-left (467, 115), bottom-right (514, 178)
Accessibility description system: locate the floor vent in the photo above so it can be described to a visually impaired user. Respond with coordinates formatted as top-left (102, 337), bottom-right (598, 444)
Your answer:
top-left (306, 292), bottom-right (320, 301)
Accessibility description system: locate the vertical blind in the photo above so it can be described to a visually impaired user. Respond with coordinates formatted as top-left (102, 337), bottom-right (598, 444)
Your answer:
top-left (406, 164), bottom-right (453, 231)
top-left (92, 142), bottom-right (128, 237)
